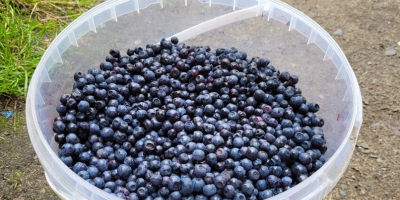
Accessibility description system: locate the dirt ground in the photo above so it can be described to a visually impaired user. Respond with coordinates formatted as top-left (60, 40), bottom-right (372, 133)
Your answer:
top-left (1, 0), bottom-right (399, 199)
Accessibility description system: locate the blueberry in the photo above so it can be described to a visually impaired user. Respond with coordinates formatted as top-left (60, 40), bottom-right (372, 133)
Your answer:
top-left (281, 176), bottom-right (292, 187)
top-left (77, 170), bottom-right (90, 180)
top-left (137, 187), bottom-right (149, 199)
top-left (291, 75), bottom-right (299, 84)
top-left (159, 186), bottom-right (170, 197)
top-left (203, 104), bottom-right (215, 116)
top-left (306, 102), bottom-right (319, 112)
top-left (100, 127), bottom-right (114, 140)
top-left (115, 179), bottom-right (127, 187)
top-left (221, 185), bottom-right (235, 198)
top-left (160, 165), bottom-right (172, 177)
top-left (293, 146), bottom-right (305, 155)
top-left (179, 177), bottom-right (193, 196)
top-left (76, 101), bottom-right (89, 113)
top-left (150, 173), bottom-right (163, 186)
top-left (215, 148), bottom-right (228, 161)
top-left (169, 191), bottom-right (182, 200)
top-left (194, 195), bottom-right (208, 200)
top-left (245, 147), bottom-right (258, 161)
top-left (192, 178), bottom-right (205, 192)
top-left (192, 149), bottom-right (205, 162)
top-left (86, 166), bottom-right (99, 179)
top-left (301, 140), bottom-right (312, 150)
top-left (201, 184), bottom-right (216, 197)
top-left (104, 181), bottom-right (117, 191)
top-left (210, 135), bottom-right (224, 148)
top-left (53, 121), bottom-right (66, 134)
top-left (291, 162), bottom-right (307, 176)
top-left (114, 130), bottom-right (127, 144)
top-left (122, 181), bottom-right (137, 192)
top-left (203, 172), bottom-right (214, 185)
top-left (240, 158), bottom-right (253, 171)
top-left (116, 163), bottom-right (131, 178)
top-left (59, 143), bottom-right (74, 156)
top-left (209, 194), bottom-right (221, 200)
top-left (136, 164), bottom-right (148, 177)
top-left (56, 104), bottom-right (67, 116)
top-left (96, 159), bottom-right (108, 172)
top-left (312, 116), bottom-right (325, 127)
top-left (234, 166), bottom-right (246, 179)
top-left (241, 181), bottom-right (255, 196)
top-left (258, 190), bottom-right (274, 199)
top-left (136, 177), bottom-right (146, 188)
top-left (203, 123), bottom-right (216, 134)
top-left (184, 121), bottom-right (195, 133)
top-left (313, 160), bottom-right (324, 171)
top-left (141, 140), bottom-right (155, 155)
top-left (276, 148), bottom-right (290, 162)
top-left (213, 175), bottom-right (226, 189)
top-left (168, 175), bottom-right (182, 191)
top-left (60, 156), bottom-right (73, 167)
top-left (271, 107), bottom-right (284, 119)
top-left (114, 148), bottom-right (127, 162)
top-left (73, 142), bottom-right (85, 156)
top-left (298, 152), bottom-right (312, 165)
top-left (193, 164), bottom-right (208, 178)
top-left (92, 177), bottom-right (105, 189)
top-left (229, 148), bottom-right (241, 160)
top-left (289, 96), bottom-right (303, 107)
top-left (293, 132), bottom-right (307, 144)
top-left (297, 174), bottom-right (309, 183)
top-left (234, 193), bottom-right (246, 200)
top-left (267, 175), bottom-right (281, 188)
top-left (233, 137), bottom-right (244, 148)
top-left (171, 37), bottom-right (179, 44)
top-left (248, 169), bottom-right (260, 181)
top-left (144, 70), bottom-right (156, 81)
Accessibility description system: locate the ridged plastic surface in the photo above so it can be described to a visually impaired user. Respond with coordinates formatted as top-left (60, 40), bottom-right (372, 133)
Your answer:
top-left (26, 0), bottom-right (362, 199)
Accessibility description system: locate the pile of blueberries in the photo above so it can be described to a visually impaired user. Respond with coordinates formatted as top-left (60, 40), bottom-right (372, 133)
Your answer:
top-left (53, 37), bottom-right (327, 200)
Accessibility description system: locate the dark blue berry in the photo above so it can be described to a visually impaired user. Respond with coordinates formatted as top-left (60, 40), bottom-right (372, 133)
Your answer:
top-left (234, 193), bottom-right (246, 200)
top-left (59, 143), bottom-right (74, 156)
top-left (192, 149), bottom-right (205, 162)
top-left (77, 170), bottom-right (90, 180)
top-left (203, 184), bottom-right (217, 196)
top-left (241, 181), bottom-right (255, 196)
top-left (192, 164), bottom-right (208, 178)
top-left (248, 169), bottom-right (260, 181)
top-left (214, 175), bottom-right (227, 189)
top-left (167, 175), bottom-right (182, 191)
top-left (177, 177), bottom-right (192, 196)
top-left (240, 158), bottom-right (253, 171)
top-left (93, 177), bottom-right (105, 189)
top-left (234, 166), bottom-right (246, 179)
top-left (53, 121), bottom-right (66, 134)
top-left (258, 189), bottom-right (274, 199)
top-left (192, 178), bottom-right (205, 192)
top-left (137, 187), bottom-right (148, 199)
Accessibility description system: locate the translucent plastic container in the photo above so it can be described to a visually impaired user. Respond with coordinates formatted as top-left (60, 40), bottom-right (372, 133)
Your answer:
top-left (26, 0), bottom-right (363, 199)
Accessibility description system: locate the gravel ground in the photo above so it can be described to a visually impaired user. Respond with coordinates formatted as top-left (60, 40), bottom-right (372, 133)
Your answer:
top-left (0, 0), bottom-right (399, 199)
top-left (285, 1), bottom-right (400, 199)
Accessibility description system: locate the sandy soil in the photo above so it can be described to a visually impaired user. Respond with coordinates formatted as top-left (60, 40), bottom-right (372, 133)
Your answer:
top-left (0, 0), bottom-right (399, 199)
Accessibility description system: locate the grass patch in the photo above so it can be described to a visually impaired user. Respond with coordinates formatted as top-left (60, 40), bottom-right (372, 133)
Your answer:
top-left (5, 169), bottom-right (24, 189)
top-left (0, 136), bottom-right (8, 142)
top-left (0, 0), bottom-right (99, 96)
